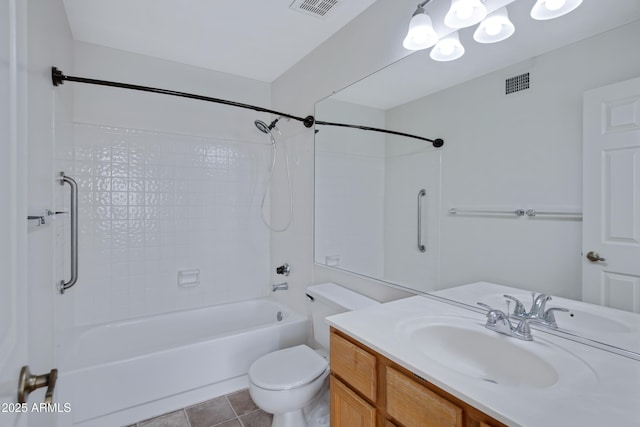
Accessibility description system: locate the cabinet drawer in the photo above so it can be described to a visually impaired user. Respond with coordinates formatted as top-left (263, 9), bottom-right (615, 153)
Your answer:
top-left (386, 367), bottom-right (462, 427)
top-left (330, 331), bottom-right (377, 402)
top-left (330, 375), bottom-right (376, 427)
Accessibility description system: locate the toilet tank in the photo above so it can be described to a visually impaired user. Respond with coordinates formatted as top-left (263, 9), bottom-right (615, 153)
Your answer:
top-left (306, 282), bottom-right (380, 350)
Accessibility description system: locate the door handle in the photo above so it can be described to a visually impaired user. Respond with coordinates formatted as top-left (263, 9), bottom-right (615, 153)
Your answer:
top-left (586, 251), bottom-right (606, 262)
top-left (18, 366), bottom-right (58, 404)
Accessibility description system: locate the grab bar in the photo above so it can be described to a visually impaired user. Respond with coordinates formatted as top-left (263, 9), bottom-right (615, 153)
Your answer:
top-left (58, 172), bottom-right (78, 294)
top-left (449, 207), bottom-right (525, 216)
top-left (417, 189), bottom-right (426, 253)
top-left (525, 209), bottom-right (582, 218)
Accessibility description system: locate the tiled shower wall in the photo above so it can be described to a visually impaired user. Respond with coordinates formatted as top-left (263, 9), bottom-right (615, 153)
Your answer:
top-left (56, 123), bottom-right (271, 326)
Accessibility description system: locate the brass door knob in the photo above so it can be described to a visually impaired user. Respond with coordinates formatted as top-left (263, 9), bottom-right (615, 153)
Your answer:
top-left (18, 366), bottom-right (57, 404)
top-left (586, 251), bottom-right (606, 262)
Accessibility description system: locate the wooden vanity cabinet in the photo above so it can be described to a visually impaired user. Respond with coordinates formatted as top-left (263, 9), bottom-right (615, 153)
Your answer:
top-left (329, 328), bottom-right (507, 427)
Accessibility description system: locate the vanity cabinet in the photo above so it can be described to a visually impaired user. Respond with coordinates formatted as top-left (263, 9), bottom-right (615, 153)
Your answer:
top-left (330, 328), bottom-right (506, 427)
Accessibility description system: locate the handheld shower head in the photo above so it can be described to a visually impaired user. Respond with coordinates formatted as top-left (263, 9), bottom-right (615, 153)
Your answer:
top-left (254, 120), bottom-right (271, 134)
top-left (255, 117), bottom-right (283, 134)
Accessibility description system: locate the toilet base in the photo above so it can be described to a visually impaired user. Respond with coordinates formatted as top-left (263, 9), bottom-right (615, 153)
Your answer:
top-left (272, 409), bottom-right (306, 427)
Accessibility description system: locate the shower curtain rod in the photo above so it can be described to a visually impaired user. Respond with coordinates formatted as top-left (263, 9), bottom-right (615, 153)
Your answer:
top-left (51, 67), bottom-right (444, 147)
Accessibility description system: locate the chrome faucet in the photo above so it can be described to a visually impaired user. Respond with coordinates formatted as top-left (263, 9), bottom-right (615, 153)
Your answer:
top-left (272, 282), bottom-right (288, 292)
top-left (502, 293), bottom-right (568, 328)
top-left (477, 302), bottom-right (513, 336)
top-left (541, 307), bottom-right (570, 328)
top-left (477, 302), bottom-right (543, 341)
top-left (529, 293), bottom-right (552, 318)
top-left (503, 294), bottom-right (527, 317)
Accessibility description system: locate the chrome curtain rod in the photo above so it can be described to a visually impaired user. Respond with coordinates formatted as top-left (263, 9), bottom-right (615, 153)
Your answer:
top-left (51, 67), bottom-right (444, 148)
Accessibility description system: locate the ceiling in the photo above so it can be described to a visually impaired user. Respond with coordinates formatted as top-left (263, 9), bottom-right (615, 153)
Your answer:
top-left (62, 0), bottom-right (378, 83)
top-left (62, 0), bottom-right (640, 105)
top-left (332, 0), bottom-right (640, 109)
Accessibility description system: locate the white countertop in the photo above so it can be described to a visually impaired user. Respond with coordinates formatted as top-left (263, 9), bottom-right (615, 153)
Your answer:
top-left (327, 295), bottom-right (640, 427)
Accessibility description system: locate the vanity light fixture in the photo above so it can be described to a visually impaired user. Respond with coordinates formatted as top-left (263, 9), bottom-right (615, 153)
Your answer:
top-left (531, 0), bottom-right (583, 20)
top-left (403, 0), bottom-right (583, 61)
top-left (403, 1), bottom-right (439, 50)
top-left (430, 32), bottom-right (465, 61)
top-left (473, 7), bottom-right (515, 43)
top-left (444, 0), bottom-right (487, 28)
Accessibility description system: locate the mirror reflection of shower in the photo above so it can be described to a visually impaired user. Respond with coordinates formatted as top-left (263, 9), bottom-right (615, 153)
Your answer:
top-left (255, 117), bottom-right (293, 232)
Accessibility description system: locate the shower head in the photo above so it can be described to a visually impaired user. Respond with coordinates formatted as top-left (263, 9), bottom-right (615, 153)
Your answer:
top-left (255, 117), bottom-right (283, 134)
top-left (255, 120), bottom-right (271, 134)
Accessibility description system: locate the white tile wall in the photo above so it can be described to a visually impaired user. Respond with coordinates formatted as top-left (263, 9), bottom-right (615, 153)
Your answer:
top-left (58, 123), bottom-right (271, 326)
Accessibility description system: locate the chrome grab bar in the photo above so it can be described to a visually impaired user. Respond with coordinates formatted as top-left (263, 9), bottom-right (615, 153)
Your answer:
top-left (58, 172), bottom-right (78, 294)
top-left (525, 209), bottom-right (582, 218)
top-left (417, 189), bottom-right (426, 253)
top-left (449, 207), bottom-right (526, 216)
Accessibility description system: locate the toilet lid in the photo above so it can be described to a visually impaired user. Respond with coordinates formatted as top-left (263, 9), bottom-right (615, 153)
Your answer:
top-left (250, 345), bottom-right (328, 391)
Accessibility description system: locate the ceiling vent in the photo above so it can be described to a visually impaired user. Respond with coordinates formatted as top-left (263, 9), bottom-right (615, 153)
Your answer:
top-left (505, 72), bottom-right (530, 95)
top-left (289, 0), bottom-right (340, 19)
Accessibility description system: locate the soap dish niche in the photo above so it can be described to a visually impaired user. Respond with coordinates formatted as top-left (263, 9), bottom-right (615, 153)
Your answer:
top-left (178, 269), bottom-right (200, 288)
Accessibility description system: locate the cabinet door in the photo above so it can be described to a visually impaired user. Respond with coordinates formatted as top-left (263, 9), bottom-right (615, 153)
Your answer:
top-left (330, 375), bottom-right (376, 427)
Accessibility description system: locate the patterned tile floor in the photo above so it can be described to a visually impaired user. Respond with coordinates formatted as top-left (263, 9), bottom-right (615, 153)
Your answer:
top-left (127, 389), bottom-right (272, 427)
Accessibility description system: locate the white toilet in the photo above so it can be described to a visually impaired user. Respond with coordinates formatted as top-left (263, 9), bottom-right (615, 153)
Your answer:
top-left (248, 282), bottom-right (380, 427)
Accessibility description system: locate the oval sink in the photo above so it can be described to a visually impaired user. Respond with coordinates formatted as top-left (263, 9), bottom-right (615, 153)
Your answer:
top-left (412, 324), bottom-right (558, 387)
top-left (396, 316), bottom-right (597, 389)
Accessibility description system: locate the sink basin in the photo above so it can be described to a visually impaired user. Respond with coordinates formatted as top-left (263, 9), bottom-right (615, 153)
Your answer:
top-left (396, 315), bottom-right (597, 389)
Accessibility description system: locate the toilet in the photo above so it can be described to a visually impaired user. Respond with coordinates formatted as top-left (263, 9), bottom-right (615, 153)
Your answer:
top-left (248, 282), bottom-right (380, 427)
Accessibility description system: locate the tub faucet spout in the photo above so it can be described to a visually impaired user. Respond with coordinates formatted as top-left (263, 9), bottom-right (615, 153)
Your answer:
top-left (272, 282), bottom-right (288, 292)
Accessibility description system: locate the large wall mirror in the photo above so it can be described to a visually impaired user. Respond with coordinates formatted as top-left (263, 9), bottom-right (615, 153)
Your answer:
top-left (314, 0), bottom-right (640, 354)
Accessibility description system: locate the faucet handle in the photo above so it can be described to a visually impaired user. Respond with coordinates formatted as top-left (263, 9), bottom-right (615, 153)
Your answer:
top-left (513, 317), bottom-right (545, 341)
top-left (503, 295), bottom-right (527, 316)
top-left (477, 302), bottom-right (513, 336)
top-left (477, 302), bottom-right (509, 324)
top-left (542, 307), bottom-right (570, 328)
top-left (476, 302), bottom-right (493, 311)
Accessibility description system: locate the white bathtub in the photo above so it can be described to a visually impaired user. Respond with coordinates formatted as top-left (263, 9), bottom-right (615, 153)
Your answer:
top-left (55, 298), bottom-right (307, 427)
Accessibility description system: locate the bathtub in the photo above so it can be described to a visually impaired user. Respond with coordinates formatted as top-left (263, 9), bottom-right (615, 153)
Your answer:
top-left (55, 298), bottom-right (307, 427)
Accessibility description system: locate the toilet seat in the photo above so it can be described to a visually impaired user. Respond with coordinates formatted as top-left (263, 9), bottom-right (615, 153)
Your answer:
top-left (249, 345), bottom-right (328, 391)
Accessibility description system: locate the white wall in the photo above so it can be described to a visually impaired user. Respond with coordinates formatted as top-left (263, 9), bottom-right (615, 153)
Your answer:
top-left (314, 99), bottom-right (386, 277)
top-left (384, 144), bottom-right (441, 291)
top-left (271, 0), bottom-right (423, 314)
top-left (54, 43), bottom-right (274, 329)
top-left (273, 0), bottom-right (640, 312)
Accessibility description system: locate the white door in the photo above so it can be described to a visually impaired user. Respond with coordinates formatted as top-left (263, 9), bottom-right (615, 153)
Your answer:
top-left (583, 76), bottom-right (640, 312)
top-left (0, 0), bottom-right (28, 425)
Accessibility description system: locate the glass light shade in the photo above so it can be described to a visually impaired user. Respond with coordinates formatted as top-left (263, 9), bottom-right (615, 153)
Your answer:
top-left (473, 7), bottom-right (515, 44)
top-left (430, 32), bottom-right (465, 62)
top-left (531, 0), bottom-right (583, 20)
top-left (444, 0), bottom-right (487, 29)
top-left (403, 9), bottom-right (439, 50)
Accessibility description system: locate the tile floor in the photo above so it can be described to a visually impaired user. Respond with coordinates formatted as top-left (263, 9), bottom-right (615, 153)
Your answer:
top-left (126, 389), bottom-right (272, 427)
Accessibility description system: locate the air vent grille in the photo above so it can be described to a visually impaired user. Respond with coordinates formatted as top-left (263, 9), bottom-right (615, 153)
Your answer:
top-left (289, 0), bottom-right (340, 18)
top-left (505, 73), bottom-right (530, 95)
